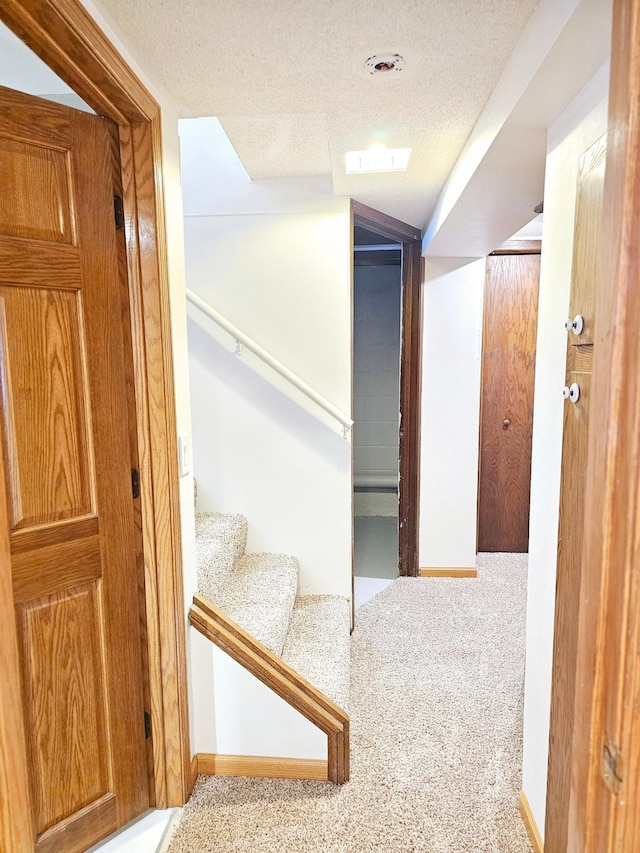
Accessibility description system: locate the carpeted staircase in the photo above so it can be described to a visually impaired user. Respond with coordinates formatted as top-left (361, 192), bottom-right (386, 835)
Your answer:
top-left (195, 511), bottom-right (351, 713)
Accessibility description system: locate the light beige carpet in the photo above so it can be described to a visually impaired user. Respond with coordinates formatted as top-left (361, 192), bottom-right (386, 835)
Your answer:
top-left (168, 553), bottom-right (533, 852)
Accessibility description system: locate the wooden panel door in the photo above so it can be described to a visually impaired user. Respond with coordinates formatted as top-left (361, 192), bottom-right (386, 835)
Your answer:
top-left (545, 133), bottom-right (606, 853)
top-left (477, 253), bottom-right (540, 552)
top-left (0, 87), bottom-right (149, 851)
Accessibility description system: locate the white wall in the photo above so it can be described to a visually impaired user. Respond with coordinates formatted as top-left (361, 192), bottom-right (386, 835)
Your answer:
top-left (419, 258), bottom-right (485, 570)
top-left (521, 62), bottom-right (609, 836)
top-left (181, 121), bottom-right (353, 758)
top-left (185, 207), bottom-right (352, 596)
top-left (191, 633), bottom-right (326, 759)
top-left (180, 116), bottom-right (353, 599)
top-left (353, 265), bottom-right (401, 488)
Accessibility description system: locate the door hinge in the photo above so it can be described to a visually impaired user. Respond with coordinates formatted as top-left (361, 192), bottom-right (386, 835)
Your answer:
top-left (144, 710), bottom-right (152, 740)
top-left (602, 737), bottom-right (623, 795)
top-left (114, 194), bottom-right (125, 230)
top-left (131, 468), bottom-right (140, 499)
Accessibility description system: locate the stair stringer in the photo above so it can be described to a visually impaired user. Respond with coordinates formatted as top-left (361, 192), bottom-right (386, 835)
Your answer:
top-left (189, 593), bottom-right (350, 784)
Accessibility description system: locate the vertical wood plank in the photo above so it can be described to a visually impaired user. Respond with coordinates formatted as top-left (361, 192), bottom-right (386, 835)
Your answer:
top-left (546, 367), bottom-right (592, 852)
top-left (546, 134), bottom-right (605, 853)
top-left (0, 445), bottom-right (33, 851)
top-left (569, 1), bottom-right (640, 849)
top-left (398, 239), bottom-right (423, 577)
top-left (568, 137), bottom-right (607, 344)
top-left (478, 254), bottom-right (540, 553)
top-left (129, 118), bottom-right (191, 805)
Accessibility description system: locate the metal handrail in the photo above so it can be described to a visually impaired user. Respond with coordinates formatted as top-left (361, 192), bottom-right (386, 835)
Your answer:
top-left (186, 288), bottom-right (353, 433)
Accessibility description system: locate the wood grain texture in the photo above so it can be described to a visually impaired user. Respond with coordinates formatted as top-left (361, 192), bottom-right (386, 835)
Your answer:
top-left (0, 83), bottom-right (74, 142)
top-left (478, 254), bottom-right (540, 552)
top-left (18, 585), bottom-right (110, 834)
top-left (0, 440), bottom-right (33, 853)
top-left (70, 99), bottom-right (149, 829)
top-left (188, 754), bottom-right (198, 798)
top-left (0, 238), bottom-right (81, 289)
top-left (12, 534), bottom-right (101, 603)
top-left (128, 117), bottom-right (191, 806)
top-left (107, 119), bottom-right (156, 807)
top-left (190, 594), bottom-right (350, 785)
top-left (197, 754), bottom-right (329, 782)
top-left (0, 286), bottom-right (94, 530)
top-left (398, 241), bottom-right (423, 577)
top-left (490, 239), bottom-right (542, 255)
top-left (0, 136), bottom-right (73, 244)
top-left (519, 791), bottom-right (544, 853)
top-left (0, 0), bottom-right (192, 812)
top-left (546, 373), bottom-right (592, 852)
top-left (0, 0), bottom-right (158, 124)
top-left (0, 87), bottom-right (149, 847)
top-left (569, 2), bottom-right (640, 849)
top-left (10, 516), bottom-right (98, 554)
top-left (567, 344), bottom-right (594, 373)
top-left (351, 200), bottom-right (421, 242)
top-left (352, 201), bottom-right (423, 578)
top-left (546, 133), bottom-right (605, 853)
top-left (568, 134), bottom-right (607, 345)
top-left (419, 567), bottom-right (477, 578)
top-left (35, 793), bottom-right (116, 853)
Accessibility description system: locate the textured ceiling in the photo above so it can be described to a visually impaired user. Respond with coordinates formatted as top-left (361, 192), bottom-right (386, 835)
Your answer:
top-left (98, 0), bottom-right (541, 228)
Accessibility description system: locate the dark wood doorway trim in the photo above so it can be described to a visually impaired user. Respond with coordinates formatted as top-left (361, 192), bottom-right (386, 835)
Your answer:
top-left (351, 201), bottom-right (423, 577)
top-left (568, 0), bottom-right (640, 848)
top-left (0, 3), bottom-right (191, 845)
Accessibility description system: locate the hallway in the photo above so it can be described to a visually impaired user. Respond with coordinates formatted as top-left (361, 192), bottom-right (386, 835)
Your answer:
top-left (167, 554), bottom-right (531, 852)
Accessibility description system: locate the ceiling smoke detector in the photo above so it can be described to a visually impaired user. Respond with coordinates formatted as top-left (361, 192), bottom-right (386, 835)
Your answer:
top-left (365, 54), bottom-right (406, 75)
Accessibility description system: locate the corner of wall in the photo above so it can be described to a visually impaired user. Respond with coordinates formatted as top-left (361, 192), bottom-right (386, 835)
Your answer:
top-left (419, 257), bottom-right (485, 571)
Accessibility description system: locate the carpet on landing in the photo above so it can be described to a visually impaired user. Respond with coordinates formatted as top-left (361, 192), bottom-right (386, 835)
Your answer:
top-left (168, 552), bottom-right (533, 852)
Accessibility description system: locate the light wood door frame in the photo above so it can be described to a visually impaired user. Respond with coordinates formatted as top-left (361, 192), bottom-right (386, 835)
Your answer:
top-left (568, 0), bottom-right (640, 848)
top-left (545, 134), bottom-right (605, 853)
top-left (0, 2), bottom-right (191, 848)
top-left (351, 201), bottom-right (423, 577)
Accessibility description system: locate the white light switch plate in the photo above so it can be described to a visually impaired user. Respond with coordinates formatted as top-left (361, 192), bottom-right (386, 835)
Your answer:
top-left (178, 433), bottom-right (191, 477)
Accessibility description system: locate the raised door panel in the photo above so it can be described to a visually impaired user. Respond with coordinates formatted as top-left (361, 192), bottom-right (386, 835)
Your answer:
top-left (0, 136), bottom-right (74, 244)
top-left (17, 583), bottom-right (110, 833)
top-left (0, 85), bottom-right (148, 851)
top-left (0, 286), bottom-right (94, 530)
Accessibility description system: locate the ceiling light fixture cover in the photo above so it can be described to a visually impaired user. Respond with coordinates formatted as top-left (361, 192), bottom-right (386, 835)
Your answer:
top-left (365, 54), bottom-right (406, 75)
top-left (345, 147), bottom-right (412, 174)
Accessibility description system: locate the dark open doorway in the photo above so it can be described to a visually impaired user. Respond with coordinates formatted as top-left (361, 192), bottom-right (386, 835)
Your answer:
top-left (351, 202), bottom-right (423, 584)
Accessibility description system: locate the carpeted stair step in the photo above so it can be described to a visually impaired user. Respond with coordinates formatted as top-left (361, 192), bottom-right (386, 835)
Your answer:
top-left (195, 511), bottom-right (350, 712)
top-left (196, 512), bottom-right (247, 601)
top-left (281, 595), bottom-right (351, 712)
top-left (217, 553), bottom-right (299, 656)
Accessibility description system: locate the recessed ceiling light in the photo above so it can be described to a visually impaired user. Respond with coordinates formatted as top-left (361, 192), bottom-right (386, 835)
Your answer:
top-left (345, 147), bottom-right (412, 174)
top-left (364, 54), bottom-right (406, 75)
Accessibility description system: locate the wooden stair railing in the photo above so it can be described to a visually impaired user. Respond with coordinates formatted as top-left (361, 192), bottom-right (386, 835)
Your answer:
top-left (189, 593), bottom-right (350, 784)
